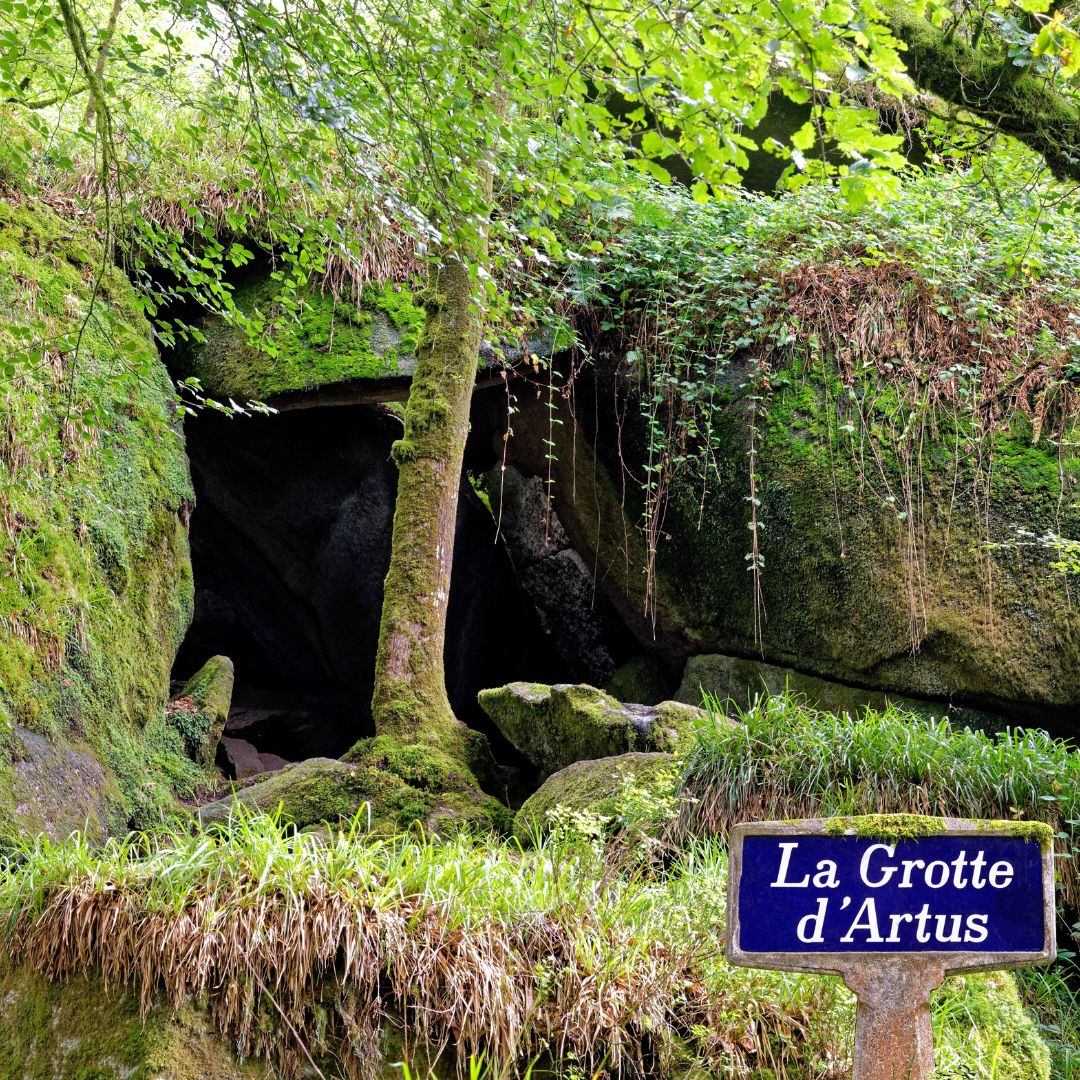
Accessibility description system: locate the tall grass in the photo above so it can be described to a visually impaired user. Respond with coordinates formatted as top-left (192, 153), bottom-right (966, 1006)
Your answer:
top-left (1017, 964), bottom-right (1080, 1079)
top-left (675, 693), bottom-right (1080, 910)
top-left (0, 809), bottom-right (1056, 1078)
top-left (0, 811), bottom-right (851, 1079)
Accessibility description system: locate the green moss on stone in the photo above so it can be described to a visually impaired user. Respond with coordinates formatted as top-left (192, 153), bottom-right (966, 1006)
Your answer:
top-left (606, 655), bottom-right (670, 706)
top-left (823, 813), bottom-right (949, 841)
top-left (821, 814), bottom-right (1053, 850)
top-left (179, 278), bottom-right (425, 399)
top-left (651, 347), bottom-right (1080, 711)
top-left (974, 818), bottom-right (1056, 852)
top-left (477, 682), bottom-right (704, 775)
top-left (169, 656), bottom-right (234, 768)
top-left (199, 736), bottom-right (509, 835)
top-left (514, 751), bottom-right (675, 842)
top-left (0, 964), bottom-right (261, 1080)
top-left (0, 194), bottom-right (199, 842)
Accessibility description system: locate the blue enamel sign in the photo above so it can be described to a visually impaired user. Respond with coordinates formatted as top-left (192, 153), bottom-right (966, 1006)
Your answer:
top-left (732, 827), bottom-right (1051, 956)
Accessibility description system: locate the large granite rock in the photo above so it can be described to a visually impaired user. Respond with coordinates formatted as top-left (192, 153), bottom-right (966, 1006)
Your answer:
top-left (172, 273), bottom-right (556, 406)
top-left (477, 682), bottom-right (709, 775)
top-left (175, 279), bottom-right (427, 401)
top-left (6, 728), bottom-right (119, 842)
top-left (501, 360), bottom-right (1080, 735)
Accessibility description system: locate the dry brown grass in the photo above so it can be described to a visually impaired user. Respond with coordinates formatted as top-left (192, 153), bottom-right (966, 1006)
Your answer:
top-left (773, 259), bottom-right (1080, 444)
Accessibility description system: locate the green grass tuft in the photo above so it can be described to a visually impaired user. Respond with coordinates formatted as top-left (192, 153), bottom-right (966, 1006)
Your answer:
top-left (676, 692), bottom-right (1080, 911)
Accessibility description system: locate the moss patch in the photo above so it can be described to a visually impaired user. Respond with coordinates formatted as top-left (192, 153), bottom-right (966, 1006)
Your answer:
top-left (974, 818), bottom-right (1056, 852)
top-left (0, 193), bottom-right (199, 841)
top-left (823, 813), bottom-right (952, 842)
top-left (178, 277), bottom-right (425, 399)
top-left (0, 964), bottom-right (262, 1080)
top-left (822, 814), bottom-right (1055, 851)
top-left (607, 655), bottom-right (670, 706)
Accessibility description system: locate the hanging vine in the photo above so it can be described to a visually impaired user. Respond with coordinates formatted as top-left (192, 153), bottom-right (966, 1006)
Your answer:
top-left (560, 174), bottom-right (1080, 652)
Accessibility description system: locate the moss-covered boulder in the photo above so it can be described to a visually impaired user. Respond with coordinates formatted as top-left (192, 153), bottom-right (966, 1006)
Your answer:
top-left (514, 751), bottom-right (675, 841)
top-left (178, 277), bottom-right (426, 400)
top-left (197, 736), bottom-right (512, 834)
top-left (0, 965), bottom-right (261, 1080)
top-left (652, 375), bottom-right (1080, 725)
top-left (0, 195), bottom-right (198, 841)
top-left (477, 682), bottom-right (709, 775)
top-left (169, 655), bottom-right (234, 767)
top-left (173, 270), bottom-right (564, 405)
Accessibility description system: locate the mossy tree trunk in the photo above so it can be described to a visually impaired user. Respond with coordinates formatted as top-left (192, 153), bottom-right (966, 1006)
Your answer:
top-left (371, 212), bottom-right (491, 757)
top-left (887, 5), bottom-right (1080, 184)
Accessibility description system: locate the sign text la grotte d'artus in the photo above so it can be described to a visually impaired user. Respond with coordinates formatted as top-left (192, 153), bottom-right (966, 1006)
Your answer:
top-left (726, 818), bottom-right (1056, 1080)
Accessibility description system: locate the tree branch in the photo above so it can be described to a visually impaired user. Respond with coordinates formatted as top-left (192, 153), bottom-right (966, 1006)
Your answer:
top-left (888, 4), bottom-right (1080, 182)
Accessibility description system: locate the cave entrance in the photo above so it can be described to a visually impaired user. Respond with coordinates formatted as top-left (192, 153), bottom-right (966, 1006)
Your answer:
top-left (172, 395), bottom-right (565, 786)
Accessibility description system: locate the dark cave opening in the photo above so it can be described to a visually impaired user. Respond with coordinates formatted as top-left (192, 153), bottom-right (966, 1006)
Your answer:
top-left (171, 389), bottom-right (583, 794)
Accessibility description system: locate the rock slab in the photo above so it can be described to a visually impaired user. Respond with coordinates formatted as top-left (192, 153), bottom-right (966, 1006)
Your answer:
top-left (169, 654), bottom-right (235, 767)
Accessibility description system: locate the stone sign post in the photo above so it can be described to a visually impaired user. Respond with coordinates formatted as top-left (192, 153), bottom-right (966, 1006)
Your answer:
top-left (726, 818), bottom-right (1056, 1080)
